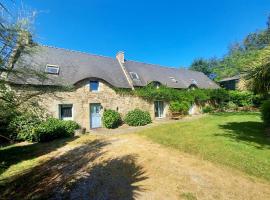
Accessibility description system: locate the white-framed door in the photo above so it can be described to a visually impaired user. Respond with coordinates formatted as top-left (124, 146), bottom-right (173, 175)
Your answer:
top-left (90, 103), bottom-right (102, 129)
top-left (154, 101), bottom-right (164, 118)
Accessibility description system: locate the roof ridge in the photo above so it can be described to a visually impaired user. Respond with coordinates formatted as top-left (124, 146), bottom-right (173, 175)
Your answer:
top-left (126, 59), bottom-right (192, 72)
top-left (126, 59), bottom-right (182, 70)
top-left (40, 44), bottom-right (116, 60)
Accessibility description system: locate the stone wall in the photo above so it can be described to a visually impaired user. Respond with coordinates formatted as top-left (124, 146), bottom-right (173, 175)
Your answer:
top-left (13, 79), bottom-right (165, 130)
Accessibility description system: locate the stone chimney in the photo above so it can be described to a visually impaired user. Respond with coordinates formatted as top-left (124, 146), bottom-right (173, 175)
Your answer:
top-left (116, 51), bottom-right (125, 64)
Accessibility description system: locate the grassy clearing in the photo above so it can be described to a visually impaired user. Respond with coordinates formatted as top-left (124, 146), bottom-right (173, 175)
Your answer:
top-left (139, 112), bottom-right (270, 181)
top-left (0, 136), bottom-right (98, 187)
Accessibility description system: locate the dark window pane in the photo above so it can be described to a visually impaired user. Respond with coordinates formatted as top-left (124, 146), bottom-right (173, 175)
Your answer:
top-left (90, 81), bottom-right (99, 91)
top-left (60, 105), bottom-right (72, 119)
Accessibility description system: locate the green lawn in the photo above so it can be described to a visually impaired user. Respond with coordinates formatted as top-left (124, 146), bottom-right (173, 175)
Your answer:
top-left (139, 112), bottom-right (270, 181)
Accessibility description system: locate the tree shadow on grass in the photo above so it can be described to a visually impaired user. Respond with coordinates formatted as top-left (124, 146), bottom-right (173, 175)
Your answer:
top-left (218, 121), bottom-right (270, 149)
top-left (55, 155), bottom-right (148, 200)
top-left (0, 138), bottom-right (148, 200)
top-left (0, 136), bottom-right (78, 175)
top-left (0, 137), bottom-right (78, 175)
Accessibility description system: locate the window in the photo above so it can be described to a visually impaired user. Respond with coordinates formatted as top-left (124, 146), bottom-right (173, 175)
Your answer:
top-left (129, 72), bottom-right (140, 80)
top-left (191, 79), bottom-right (198, 85)
top-left (59, 104), bottom-right (73, 120)
top-left (90, 81), bottom-right (99, 92)
top-left (45, 64), bottom-right (59, 74)
top-left (169, 77), bottom-right (178, 83)
top-left (153, 82), bottom-right (161, 89)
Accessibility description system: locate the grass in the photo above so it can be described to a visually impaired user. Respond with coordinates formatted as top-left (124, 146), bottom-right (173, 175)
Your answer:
top-left (0, 135), bottom-right (147, 199)
top-left (139, 112), bottom-right (270, 181)
top-left (0, 137), bottom-right (80, 186)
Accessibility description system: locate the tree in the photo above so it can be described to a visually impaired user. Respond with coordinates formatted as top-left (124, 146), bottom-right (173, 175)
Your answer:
top-left (0, 1), bottom-right (40, 142)
top-left (244, 46), bottom-right (270, 95)
top-left (189, 58), bottom-right (213, 76)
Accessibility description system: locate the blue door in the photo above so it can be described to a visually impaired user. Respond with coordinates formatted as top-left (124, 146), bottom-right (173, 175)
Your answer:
top-left (90, 104), bottom-right (102, 128)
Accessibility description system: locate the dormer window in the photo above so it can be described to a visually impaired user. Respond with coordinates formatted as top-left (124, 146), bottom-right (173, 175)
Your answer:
top-left (129, 72), bottom-right (140, 80)
top-left (169, 77), bottom-right (178, 83)
top-left (191, 79), bottom-right (198, 85)
top-left (45, 64), bottom-right (59, 75)
top-left (90, 81), bottom-right (99, 92)
top-left (153, 82), bottom-right (161, 89)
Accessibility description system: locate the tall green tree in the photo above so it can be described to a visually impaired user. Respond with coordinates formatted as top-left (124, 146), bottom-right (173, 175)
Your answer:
top-left (244, 46), bottom-right (270, 95)
top-left (189, 58), bottom-right (213, 76)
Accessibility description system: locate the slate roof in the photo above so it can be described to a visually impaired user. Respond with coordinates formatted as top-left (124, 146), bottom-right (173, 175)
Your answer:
top-left (218, 75), bottom-right (240, 82)
top-left (125, 61), bottom-right (219, 89)
top-left (9, 45), bottom-right (219, 89)
top-left (9, 45), bottom-right (131, 88)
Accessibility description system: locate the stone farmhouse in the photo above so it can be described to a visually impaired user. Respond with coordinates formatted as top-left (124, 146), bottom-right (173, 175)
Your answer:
top-left (8, 45), bottom-right (219, 130)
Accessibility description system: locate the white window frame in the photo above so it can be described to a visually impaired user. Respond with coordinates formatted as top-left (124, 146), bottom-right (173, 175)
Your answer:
top-left (59, 104), bottom-right (73, 121)
top-left (45, 64), bottom-right (60, 75)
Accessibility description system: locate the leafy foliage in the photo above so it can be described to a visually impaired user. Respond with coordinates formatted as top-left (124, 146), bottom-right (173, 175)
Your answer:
top-left (8, 113), bottom-right (42, 141)
top-left (261, 100), bottom-right (270, 126)
top-left (228, 91), bottom-right (254, 106)
top-left (202, 105), bottom-right (214, 113)
top-left (226, 101), bottom-right (238, 111)
top-left (124, 109), bottom-right (152, 126)
top-left (189, 58), bottom-right (217, 76)
top-left (135, 84), bottom-right (181, 101)
top-left (102, 109), bottom-right (122, 129)
top-left (33, 118), bottom-right (79, 142)
top-left (169, 101), bottom-right (190, 115)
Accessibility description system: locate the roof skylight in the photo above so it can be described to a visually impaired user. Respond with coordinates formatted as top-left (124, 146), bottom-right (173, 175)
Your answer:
top-left (129, 72), bottom-right (140, 80)
top-left (169, 77), bottom-right (178, 83)
top-left (45, 64), bottom-right (59, 75)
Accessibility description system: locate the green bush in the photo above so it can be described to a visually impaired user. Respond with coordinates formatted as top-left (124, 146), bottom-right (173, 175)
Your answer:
top-left (202, 105), bottom-right (214, 113)
top-left (209, 89), bottom-right (229, 104)
top-left (169, 101), bottom-right (181, 112)
top-left (226, 101), bottom-right (238, 111)
top-left (228, 91), bottom-right (253, 107)
top-left (124, 109), bottom-right (152, 126)
top-left (8, 113), bottom-right (42, 141)
top-left (102, 109), bottom-right (121, 129)
top-left (261, 100), bottom-right (270, 126)
top-left (169, 101), bottom-right (190, 115)
top-left (33, 118), bottom-right (79, 142)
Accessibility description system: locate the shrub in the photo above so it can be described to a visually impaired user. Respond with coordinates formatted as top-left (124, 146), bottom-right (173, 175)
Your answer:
top-left (169, 101), bottom-right (190, 115)
top-left (209, 89), bottom-right (229, 104)
top-left (252, 94), bottom-right (265, 107)
top-left (124, 109), bottom-right (151, 126)
top-left (189, 89), bottom-right (210, 103)
top-left (261, 100), bottom-right (270, 126)
top-left (202, 105), bottom-right (214, 113)
top-left (102, 109), bottom-right (121, 129)
top-left (8, 113), bottom-right (42, 141)
top-left (169, 101), bottom-right (181, 112)
top-left (226, 101), bottom-right (238, 111)
top-left (178, 101), bottom-right (191, 115)
top-left (228, 91), bottom-right (253, 107)
top-left (33, 118), bottom-right (79, 142)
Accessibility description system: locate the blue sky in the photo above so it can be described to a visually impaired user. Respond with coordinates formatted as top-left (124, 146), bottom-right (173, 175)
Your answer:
top-left (21, 0), bottom-right (270, 67)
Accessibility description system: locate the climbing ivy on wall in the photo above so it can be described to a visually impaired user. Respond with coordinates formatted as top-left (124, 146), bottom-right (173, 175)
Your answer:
top-left (114, 84), bottom-right (262, 108)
